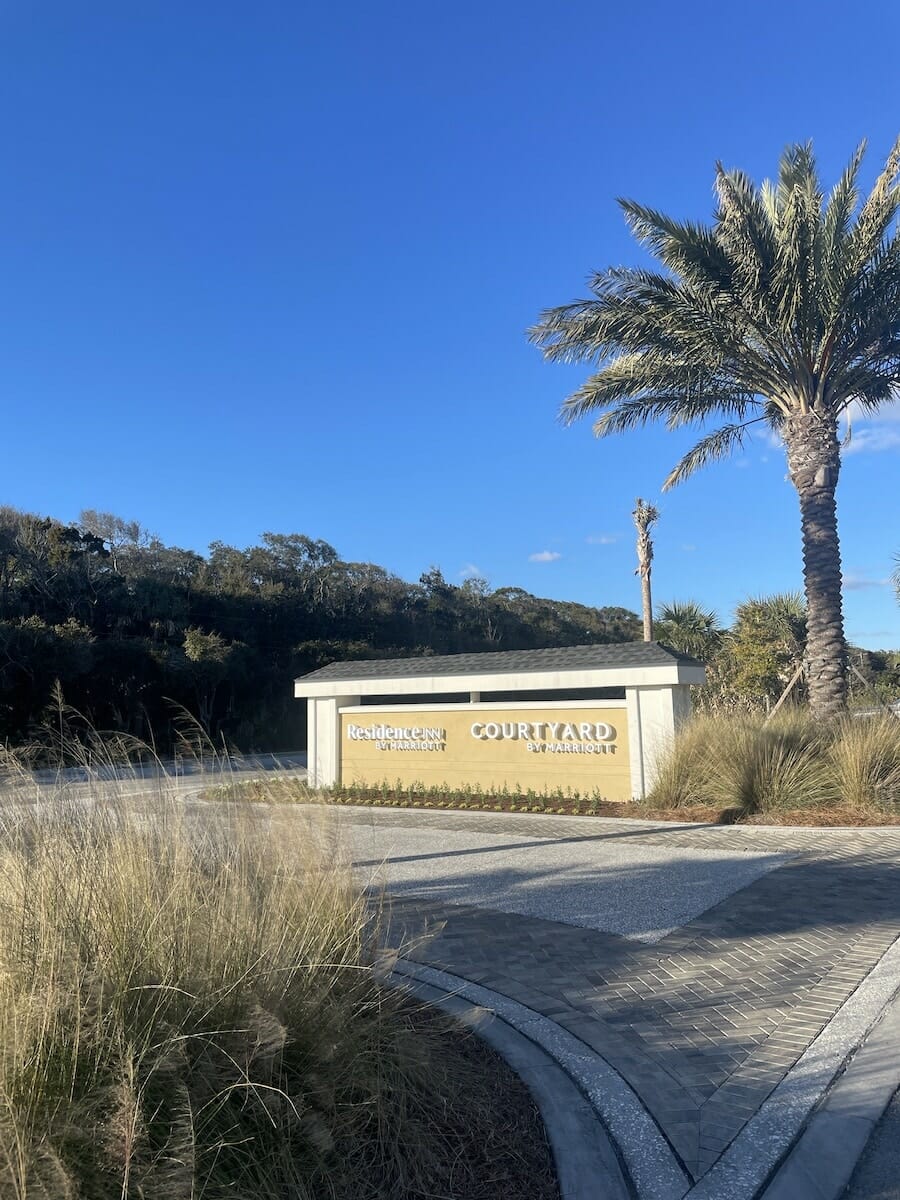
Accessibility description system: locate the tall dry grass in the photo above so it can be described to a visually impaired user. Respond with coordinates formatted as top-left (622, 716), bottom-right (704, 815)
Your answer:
top-left (0, 749), bottom-right (484, 1200)
top-left (828, 714), bottom-right (900, 811)
top-left (648, 710), bottom-right (900, 818)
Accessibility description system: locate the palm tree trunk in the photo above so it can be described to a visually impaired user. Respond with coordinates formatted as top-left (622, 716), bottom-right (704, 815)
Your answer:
top-left (640, 574), bottom-right (653, 642)
top-left (784, 414), bottom-right (847, 717)
top-left (633, 498), bottom-right (658, 642)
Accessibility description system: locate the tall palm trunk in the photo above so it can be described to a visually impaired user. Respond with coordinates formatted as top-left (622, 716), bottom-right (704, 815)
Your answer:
top-left (633, 498), bottom-right (658, 642)
top-left (784, 414), bottom-right (847, 717)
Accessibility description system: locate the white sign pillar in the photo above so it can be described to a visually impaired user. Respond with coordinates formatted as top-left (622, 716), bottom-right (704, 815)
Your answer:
top-left (307, 694), bottom-right (360, 787)
top-left (626, 683), bottom-right (693, 799)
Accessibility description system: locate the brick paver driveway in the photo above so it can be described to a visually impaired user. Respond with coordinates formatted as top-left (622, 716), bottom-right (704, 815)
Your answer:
top-left (335, 807), bottom-right (900, 1189)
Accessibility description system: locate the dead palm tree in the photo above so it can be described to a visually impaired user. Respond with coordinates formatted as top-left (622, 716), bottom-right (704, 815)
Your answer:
top-left (632, 498), bottom-right (659, 641)
top-left (531, 139), bottom-right (900, 717)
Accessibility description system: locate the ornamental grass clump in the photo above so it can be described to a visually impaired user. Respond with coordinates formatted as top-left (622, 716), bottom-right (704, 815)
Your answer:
top-left (643, 715), bottom-right (723, 810)
top-left (648, 710), bottom-right (833, 814)
top-left (703, 710), bottom-right (833, 814)
top-left (649, 710), bottom-right (900, 818)
top-left (0, 773), bottom-right (484, 1200)
top-left (828, 714), bottom-right (900, 812)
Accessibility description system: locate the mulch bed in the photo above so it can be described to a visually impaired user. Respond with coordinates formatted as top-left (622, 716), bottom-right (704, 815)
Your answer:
top-left (406, 1004), bottom-right (560, 1200)
top-left (211, 780), bottom-right (900, 829)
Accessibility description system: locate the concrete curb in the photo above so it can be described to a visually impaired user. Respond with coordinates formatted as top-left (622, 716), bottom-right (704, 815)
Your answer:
top-left (391, 969), bottom-right (631, 1200)
top-left (758, 989), bottom-right (900, 1200)
top-left (393, 958), bottom-right (690, 1200)
top-left (394, 938), bottom-right (900, 1200)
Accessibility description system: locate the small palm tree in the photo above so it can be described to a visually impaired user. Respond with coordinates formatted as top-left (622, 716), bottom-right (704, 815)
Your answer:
top-left (531, 139), bottom-right (900, 717)
top-left (655, 600), bottom-right (723, 661)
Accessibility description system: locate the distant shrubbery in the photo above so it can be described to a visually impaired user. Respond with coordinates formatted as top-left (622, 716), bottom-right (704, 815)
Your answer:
top-left (656, 594), bottom-right (900, 715)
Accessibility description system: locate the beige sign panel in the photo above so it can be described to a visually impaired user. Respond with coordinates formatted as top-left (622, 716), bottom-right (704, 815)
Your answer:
top-left (339, 705), bottom-right (631, 800)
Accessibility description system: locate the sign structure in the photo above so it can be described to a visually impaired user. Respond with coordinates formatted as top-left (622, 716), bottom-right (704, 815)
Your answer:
top-left (340, 704), bottom-right (631, 800)
top-left (295, 641), bottom-right (705, 801)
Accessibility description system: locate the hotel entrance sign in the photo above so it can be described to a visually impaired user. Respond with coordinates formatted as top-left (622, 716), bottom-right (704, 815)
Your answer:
top-left (295, 642), bottom-right (704, 801)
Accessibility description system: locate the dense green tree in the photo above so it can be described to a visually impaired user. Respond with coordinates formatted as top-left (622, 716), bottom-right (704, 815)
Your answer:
top-left (532, 139), bottom-right (900, 717)
top-left (720, 593), bottom-right (807, 707)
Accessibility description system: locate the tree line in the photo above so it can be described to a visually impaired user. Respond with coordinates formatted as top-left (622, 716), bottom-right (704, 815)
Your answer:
top-left (0, 506), bottom-right (640, 752)
top-left (2, 505), bottom-right (895, 755)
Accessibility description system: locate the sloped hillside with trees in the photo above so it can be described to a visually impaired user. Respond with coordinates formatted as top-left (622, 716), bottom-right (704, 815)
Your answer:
top-left (0, 507), bottom-right (640, 751)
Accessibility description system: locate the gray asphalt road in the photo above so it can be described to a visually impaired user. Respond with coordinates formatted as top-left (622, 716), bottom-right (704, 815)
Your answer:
top-left (25, 751), bottom-right (307, 786)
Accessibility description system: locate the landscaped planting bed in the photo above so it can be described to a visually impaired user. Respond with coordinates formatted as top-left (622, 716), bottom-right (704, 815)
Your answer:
top-left (0, 769), bottom-right (559, 1200)
top-left (216, 710), bottom-right (900, 826)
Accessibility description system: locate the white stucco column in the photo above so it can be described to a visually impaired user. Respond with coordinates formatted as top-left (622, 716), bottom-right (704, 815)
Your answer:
top-left (307, 694), bottom-right (360, 787)
top-left (625, 683), bottom-right (693, 799)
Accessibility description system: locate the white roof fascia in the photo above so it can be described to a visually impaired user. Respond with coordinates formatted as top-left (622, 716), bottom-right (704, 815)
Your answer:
top-left (294, 662), bottom-right (705, 698)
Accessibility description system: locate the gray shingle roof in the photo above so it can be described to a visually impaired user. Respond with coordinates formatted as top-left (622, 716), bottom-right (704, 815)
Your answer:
top-left (296, 641), bottom-right (701, 683)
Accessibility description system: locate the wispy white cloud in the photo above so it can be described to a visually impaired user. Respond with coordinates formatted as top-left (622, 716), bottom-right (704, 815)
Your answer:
top-left (843, 426), bottom-right (900, 455)
top-left (529, 550), bottom-right (562, 563)
top-left (843, 572), bottom-right (891, 591)
top-left (681, 543), bottom-right (697, 552)
top-left (586, 533), bottom-right (618, 545)
top-left (841, 399), bottom-right (900, 455)
top-left (458, 563), bottom-right (482, 580)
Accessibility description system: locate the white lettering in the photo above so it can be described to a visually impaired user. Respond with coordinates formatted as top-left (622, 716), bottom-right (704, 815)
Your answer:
top-left (471, 722), bottom-right (485, 738)
top-left (484, 722), bottom-right (501, 739)
top-left (347, 722), bottom-right (446, 751)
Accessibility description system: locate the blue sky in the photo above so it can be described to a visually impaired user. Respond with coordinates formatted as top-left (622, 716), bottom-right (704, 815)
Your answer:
top-left (2, 0), bottom-right (899, 648)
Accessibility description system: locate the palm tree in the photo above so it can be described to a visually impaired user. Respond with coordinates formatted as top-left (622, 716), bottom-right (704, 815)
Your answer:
top-left (531, 139), bottom-right (900, 717)
top-left (655, 600), bottom-right (723, 661)
top-left (632, 498), bottom-right (659, 641)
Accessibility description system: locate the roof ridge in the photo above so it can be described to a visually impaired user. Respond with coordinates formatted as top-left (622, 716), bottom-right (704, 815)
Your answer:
top-left (295, 640), bottom-right (701, 683)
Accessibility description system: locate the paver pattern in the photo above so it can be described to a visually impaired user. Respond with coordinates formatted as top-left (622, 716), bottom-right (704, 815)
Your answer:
top-left (361, 809), bottom-right (900, 1184)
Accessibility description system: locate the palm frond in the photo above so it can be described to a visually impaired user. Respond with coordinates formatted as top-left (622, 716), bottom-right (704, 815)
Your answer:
top-left (617, 200), bottom-right (733, 293)
top-left (767, 144), bottom-right (825, 346)
top-left (557, 350), bottom-right (758, 430)
top-left (662, 419), bottom-right (764, 490)
top-left (533, 135), bottom-right (900, 472)
top-left (821, 141), bottom-right (866, 308)
top-left (850, 134), bottom-right (900, 269)
top-left (532, 267), bottom-right (793, 401)
top-left (714, 166), bottom-right (778, 318)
